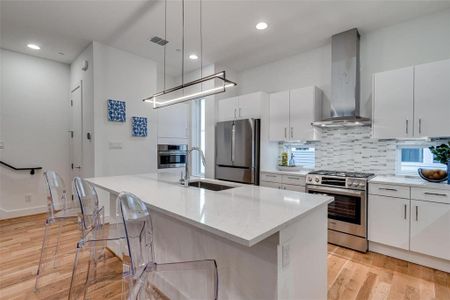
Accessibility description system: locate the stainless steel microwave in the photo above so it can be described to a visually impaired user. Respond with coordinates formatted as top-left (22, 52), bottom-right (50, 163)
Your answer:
top-left (157, 144), bottom-right (187, 169)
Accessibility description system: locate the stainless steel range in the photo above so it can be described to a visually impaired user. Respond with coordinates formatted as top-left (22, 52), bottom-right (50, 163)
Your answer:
top-left (305, 170), bottom-right (374, 252)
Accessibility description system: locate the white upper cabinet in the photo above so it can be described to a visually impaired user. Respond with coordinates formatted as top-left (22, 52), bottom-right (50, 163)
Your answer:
top-left (269, 90), bottom-right (290, 141)
top-left (372, 67), bottom-right (414, 139)
top-left (290, 87), bottom-right (321, 141)
top-left (237, 92), bottom-right (263, 119)
top-left (157, 103), bottom-right (189, 139)
top-left (269, 86), bottom-right (321, 142)
top-left (372, 59), bottom-right (450, 139)
top-left (410, 200), bottom-right (450, 260)
top-left (217, 92), bottom-right (265, 122)
top-left (414, 59), bottom-right (450, 138)
top-left (217, 96), bottom-right (238, 121)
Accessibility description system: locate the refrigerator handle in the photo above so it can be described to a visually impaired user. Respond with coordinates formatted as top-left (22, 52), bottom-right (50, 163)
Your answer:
top-left (231, 122), bottom-right (236, 163)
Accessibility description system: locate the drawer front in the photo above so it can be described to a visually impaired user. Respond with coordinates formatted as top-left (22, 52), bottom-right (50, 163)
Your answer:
top-left (369, 183), bottom-right (410, 199)
top-left (260, 181), bottom-right (281, 189)
top-left (283, 184), bottom-right (305, 192)
top-left (282, 175), bottom-right (306, 186)
top-left (260, 172), bottom-right (282, 183)
top-left (411, 187), bottom-right (450, 204)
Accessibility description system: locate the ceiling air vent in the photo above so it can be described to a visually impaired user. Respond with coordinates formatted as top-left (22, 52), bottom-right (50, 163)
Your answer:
top-left (150, 36), bottom-right (169, 46)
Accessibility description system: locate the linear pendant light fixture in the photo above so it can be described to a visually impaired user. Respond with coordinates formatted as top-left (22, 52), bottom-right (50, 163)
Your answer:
top-left (142, 0), bottom-right (237, 109)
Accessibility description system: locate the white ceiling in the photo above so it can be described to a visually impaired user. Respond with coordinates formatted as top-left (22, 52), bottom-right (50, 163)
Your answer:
top-left (2, 0), bottom-right (450, 75)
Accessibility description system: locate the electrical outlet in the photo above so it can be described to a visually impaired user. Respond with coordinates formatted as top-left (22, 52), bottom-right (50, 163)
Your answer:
top-left (25, 193), bottom-right (32, 203)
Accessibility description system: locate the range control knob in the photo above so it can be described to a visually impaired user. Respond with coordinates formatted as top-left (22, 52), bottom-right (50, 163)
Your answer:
top-left (308, 177), bottom-right (313, 182)
top-left (315, 177), bottom-right (320, 183)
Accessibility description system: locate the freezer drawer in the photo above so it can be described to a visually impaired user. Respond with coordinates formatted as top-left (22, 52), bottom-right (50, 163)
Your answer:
top-left (215, 165), bottom-right (256, 184)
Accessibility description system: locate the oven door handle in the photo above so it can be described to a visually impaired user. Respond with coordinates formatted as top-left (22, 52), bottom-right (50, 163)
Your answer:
top-left (306, 185), bottom-right (365, 197)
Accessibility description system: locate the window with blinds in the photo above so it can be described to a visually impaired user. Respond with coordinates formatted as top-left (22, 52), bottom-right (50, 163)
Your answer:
top-left (287, 146), bottom-right (315, 169)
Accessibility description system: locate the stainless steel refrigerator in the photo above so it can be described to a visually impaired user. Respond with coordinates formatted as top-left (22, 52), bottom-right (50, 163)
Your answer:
top-left (215, 119), bottom-right (260, 185)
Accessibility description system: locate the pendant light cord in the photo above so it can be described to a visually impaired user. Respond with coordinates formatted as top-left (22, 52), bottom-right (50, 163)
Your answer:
top-left (164, 0), bottom-right (167, 90)
top-left (181, 0), bottom-right (185, 86)
top-left (200, 0), bottom-right (203, 82)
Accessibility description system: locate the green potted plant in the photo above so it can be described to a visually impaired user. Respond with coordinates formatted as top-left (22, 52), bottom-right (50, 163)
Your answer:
top-left (429, 142), bottom-right (450, 184)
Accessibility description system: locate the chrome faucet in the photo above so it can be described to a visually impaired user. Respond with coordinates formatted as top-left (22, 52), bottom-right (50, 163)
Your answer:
top-left (181, 147), bottom-right (206, 187)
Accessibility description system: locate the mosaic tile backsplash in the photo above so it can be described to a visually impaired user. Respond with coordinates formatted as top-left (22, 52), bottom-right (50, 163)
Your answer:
top-left (282, 127), bottom-right (448, 176)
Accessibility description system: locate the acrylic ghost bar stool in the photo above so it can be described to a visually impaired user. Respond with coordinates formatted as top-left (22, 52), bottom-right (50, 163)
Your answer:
top-left (119, 192), bottom-right (219, 300)
top-left (35, 171), bottom-right (82, 290)
top-left (68, 177), bottom-right (126, 300)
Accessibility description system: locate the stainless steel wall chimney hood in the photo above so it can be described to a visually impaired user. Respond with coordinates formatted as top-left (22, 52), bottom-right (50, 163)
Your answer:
top-left (312, 28), bottom-right (371, 128)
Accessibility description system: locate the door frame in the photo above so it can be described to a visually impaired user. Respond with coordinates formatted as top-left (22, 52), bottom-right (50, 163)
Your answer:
top-left (70, 80), bottom-right (83, 179)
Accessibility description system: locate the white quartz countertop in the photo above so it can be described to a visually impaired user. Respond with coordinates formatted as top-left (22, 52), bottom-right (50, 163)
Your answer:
top-left (370, 175), bottom-right (450, 191)
top-left (261, 169), bottom-right (310, 176)
top-left (87, 173), bottom-right (332, 247)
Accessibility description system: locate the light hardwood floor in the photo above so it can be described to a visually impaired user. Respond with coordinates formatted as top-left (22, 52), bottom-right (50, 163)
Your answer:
top-left (1, 213), bottom-right (449, 300)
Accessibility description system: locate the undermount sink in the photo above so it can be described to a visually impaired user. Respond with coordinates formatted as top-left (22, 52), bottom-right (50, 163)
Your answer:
top-left (188, 180), bottom-right (235, 191)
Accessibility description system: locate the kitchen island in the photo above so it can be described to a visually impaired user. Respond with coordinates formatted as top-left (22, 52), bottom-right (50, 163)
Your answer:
top-left (87, 173), bottom-right (332, 300)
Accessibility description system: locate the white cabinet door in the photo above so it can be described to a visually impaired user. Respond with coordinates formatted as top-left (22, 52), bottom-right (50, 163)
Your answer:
top-left (158, 103), bottom-right (189, 138)
top-left (283, 184), bottom-right (305, 192)
top-left (237, 92), bottom-right (262, 119)
top-left (368, 195), bottom-right (410, 250)
top-left (289, 87), bottom-right (317, 141)
top-left (269, 90), bottom-right (290, 141)
top-left (372, 67), bottom-right (414, 139)
top-left (260, 181), bottom-right (281, 189)
top-left (217, 97), bottom-right (238, 121)
top-left (414, 59), bottom-right (450, 138)
top-left (410, 200), bottom-right (450, 260)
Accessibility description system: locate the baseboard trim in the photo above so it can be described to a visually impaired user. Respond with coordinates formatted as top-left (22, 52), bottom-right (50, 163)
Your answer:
top-left (369, 241), bottom-right (450, 273)
top-left (0, 205), bottom-right (47, 220)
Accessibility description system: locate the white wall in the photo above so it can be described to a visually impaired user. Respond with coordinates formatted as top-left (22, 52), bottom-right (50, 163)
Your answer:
top-left (235, 8), bottom-right (450, 119)
top-left (0, 49), bottom-right (70, 218)
top-left (92, 41), bottom-right (158, 177)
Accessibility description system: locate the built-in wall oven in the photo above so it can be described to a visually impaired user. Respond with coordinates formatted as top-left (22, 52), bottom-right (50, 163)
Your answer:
top-left (157, 144), bottom-right (187, 169)
top-left (305, 170), bottom-right (374, 252)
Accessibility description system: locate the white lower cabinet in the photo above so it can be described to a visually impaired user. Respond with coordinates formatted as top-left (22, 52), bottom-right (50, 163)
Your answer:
top-left (410, 200), bottom-right (450, 260)
top-left (369, 183), bottom-right (450, 261)
top-left (260, 172), bottom-right (305, 192)
top-left (368, 195), bottom-right (410, 250)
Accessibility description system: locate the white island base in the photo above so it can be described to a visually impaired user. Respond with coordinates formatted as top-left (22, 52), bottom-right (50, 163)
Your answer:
top-left (106, 192), bottom-right (327, 300)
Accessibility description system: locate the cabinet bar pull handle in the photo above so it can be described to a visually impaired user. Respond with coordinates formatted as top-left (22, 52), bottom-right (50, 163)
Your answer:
top-left (424, 192), bottom-right (447, 197)
top-left (284, 128), bottom-right (287, 139)
top-left (404, 204), bottom-right (407, 220)
top-left (406, 119), bottom-right (408, 134)
top-left (287, 176), bottom-right (299, 180)
top-left (290, 127), bottom-right (293, 138)
top-left (379, 187), bottom-right (398, 192)
top-left (415, 206), bottom-right (418, 221)
top-left (418, 118), bottom-right (422, 134)
top-left (234, 108), bottom-right (237, 119)
top-left (265, 174), bottom-right (276, 178)
top-left (239, 108), bottom-right (242, 117)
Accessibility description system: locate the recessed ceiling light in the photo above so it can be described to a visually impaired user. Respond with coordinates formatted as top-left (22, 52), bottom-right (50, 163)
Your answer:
top-left (27, 43), bottom-right (40, 50)
top-left (189, 54), bottom-right (198, 60)
top-left (256, 22), bottom-right (268, 30)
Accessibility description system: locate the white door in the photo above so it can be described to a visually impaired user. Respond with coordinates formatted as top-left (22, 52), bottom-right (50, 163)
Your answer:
top-left (410, 200), bottom-right (450, 260)
top-left (368, 195), bottom-right (410, 250)
top-left (372, 67), bottom-right (414, 139)
top-left (158, 103), bottom-right (189, 138)
top-left (217, 97), bottom-right (238, 121)
top-left (289, 87), bottom-right (315, 141)
top-left (414, 59), bottom-right (450, 138)
top-left (269, 90), bottom-right (290, 141)
top-left (237, 92), bottom-right (262, 119)
top-left (70, 84), bottom-right (83, 178)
